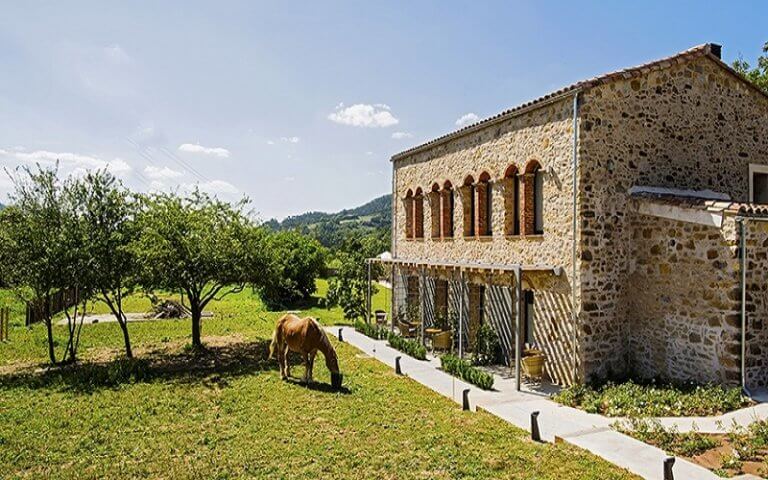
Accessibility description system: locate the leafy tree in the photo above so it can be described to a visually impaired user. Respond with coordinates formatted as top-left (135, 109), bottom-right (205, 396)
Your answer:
top-left (0, 165), bottom-right (92, 364)
top-left (733, 41), bottom-right (768, 94)
top-left (71, 170), bottom-right (138, 357)
top-left (133, 190), bottom-right (267, 348)
top-left (326, 232), bottom-right (384, 321)
top-left (258, 230), bottom-right (326, 309)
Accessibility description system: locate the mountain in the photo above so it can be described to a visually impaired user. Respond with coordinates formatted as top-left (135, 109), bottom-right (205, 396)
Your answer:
top-left (266, 194), bottom-right (391, 249)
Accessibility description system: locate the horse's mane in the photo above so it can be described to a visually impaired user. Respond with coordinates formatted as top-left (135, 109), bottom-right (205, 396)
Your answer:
top-left (308, 317), bottom-right (336, 359)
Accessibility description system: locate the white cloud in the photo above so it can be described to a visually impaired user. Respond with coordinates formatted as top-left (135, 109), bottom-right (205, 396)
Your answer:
top-left (266, 140), bottom-right (275, 145)
top-left (392, 131), bottom-right (413, 139)
top-left (0, 148), bottom-right (131, 174)
top-left (103, 44), bottom-right (132, 64)
top-left (178, 143), bottom-right (231, 158)
top-left (455, 113), bottom-right (480, 127)
top-left (366, 151), bottom-right (373, 156)
top-left (328, 103), bottom-right (399, 128)
top-left (144, 165), bottom-right (183, 180)
top-left (284, 176), bottom-right (295, 182)
top-left (280, 136), bottom-right (300, 144)
top-left (188, 179), bottom-right (239, 195)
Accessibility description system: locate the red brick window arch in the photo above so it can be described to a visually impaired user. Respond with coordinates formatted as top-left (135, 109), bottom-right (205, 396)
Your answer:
top-left (503, 164), bottom-right (520, 235)
top-left (413, 187), bottom-right (425, 239)
top-left (404, 189), bottom-right (414, 239)
top-left (476, 171), bottom-right (492, 236)
top-left (441, 180), bottom-right (454, 238)
top-left (429, 183), bottom-right (441, 239)
top-left (522, 160), bottom-right (544, 235)
top-left (461, 175), bottom-right (475, 237)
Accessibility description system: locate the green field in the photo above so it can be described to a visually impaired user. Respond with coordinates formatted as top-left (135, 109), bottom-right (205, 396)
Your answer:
top-left (0, 280), bottom-right (635, 479)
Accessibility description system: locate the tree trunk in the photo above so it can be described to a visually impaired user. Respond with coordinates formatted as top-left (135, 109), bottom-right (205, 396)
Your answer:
top-left (191, 302), bottom-right (202, 348)
top-left (118, 314), bottom-right (133, 358)
top-left (45, 317), bottom-right (57, 364)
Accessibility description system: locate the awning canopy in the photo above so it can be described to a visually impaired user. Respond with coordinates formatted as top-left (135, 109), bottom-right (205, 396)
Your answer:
top-left (367, 256), bottom-right (563, 277)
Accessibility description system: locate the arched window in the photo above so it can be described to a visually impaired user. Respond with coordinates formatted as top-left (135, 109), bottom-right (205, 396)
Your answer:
top-left (414, 187), bottom-right (424, 239)
top-left (476, 172), bottom-right (492, 236)
top-left (429, 183), bottom-right (441, 239)
top-left (441, 180), bottom-right (454, 238)
top-left (404, 189), bottom-right (414, 239)
top-left (522, 160), bottom-right (544, 235)
top-left (461, 175), bottom-right (475, 237)
top-left (503, 165), bottom-right (520, 235)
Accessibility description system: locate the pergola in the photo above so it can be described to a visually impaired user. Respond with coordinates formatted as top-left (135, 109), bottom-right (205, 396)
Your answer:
top-left (365, 256), bottom-right (562, 390)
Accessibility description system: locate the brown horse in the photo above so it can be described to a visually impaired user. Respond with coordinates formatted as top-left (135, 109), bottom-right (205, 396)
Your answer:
top-left (269, 314), bottom-right (342, 388)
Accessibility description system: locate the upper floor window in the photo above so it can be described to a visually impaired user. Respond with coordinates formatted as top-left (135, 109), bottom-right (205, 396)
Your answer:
top-left (750, 164), bottom-right (768, 204)
top-left (461, 175), bottom-right (476, 237)
top-left (429, 183), bottom-right (441, 239)
top-left (404, 189), bottom-right (414, 239)
top-left (441, 181), bottom-right (454, 238)
top-left (503, 165), bottom-right (520, 235)
top-left (522, 160), bottom-right (544, 235)
top-left (413, 187), bottom-right (424, 239)
top-left (477, 172), bottom-right (492, 236)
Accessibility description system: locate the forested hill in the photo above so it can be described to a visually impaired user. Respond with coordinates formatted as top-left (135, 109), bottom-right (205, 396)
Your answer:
top-left (265, 194), bottom-right (391, 250)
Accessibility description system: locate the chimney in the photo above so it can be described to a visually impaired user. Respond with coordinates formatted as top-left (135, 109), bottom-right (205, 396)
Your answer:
top-left (709, 43), bottom-right (722, 59)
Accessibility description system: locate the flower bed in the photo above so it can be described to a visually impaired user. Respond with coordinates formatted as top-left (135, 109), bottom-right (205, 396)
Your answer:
top-left (553, 380), bottom-right (750, 417)
top-left (615, 417), bottom-right (768, 478)
top-left (354, 321), bottom-right (427, 360)
top-left (440, 354), bottom-right (494, 390)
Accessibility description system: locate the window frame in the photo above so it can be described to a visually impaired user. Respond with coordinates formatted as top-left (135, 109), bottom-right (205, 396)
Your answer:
top-left (749, 164), bottom-right (768, 204)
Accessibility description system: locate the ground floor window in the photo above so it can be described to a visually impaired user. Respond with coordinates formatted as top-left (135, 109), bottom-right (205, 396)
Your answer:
top-left (751, 164), bottom-right (768, 204)
top-left (406, 276), bottom-right (420, 321)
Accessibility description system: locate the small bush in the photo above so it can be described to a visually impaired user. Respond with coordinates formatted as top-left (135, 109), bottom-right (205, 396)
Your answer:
top-left (554, 380), bottom-right (750, 417)
top-left (354, 321), bottom-right (389, 340)
top-left (440, 354), bottom-right (494, 390)
top-left (388, 334), bottom-right (427, 360)
top-left (614, 418), bottom-right (717, 457)
top-left (354, 321), bottom-right (427, 360)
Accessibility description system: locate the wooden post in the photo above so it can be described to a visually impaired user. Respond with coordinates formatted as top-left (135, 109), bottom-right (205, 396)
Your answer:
top-left (515, 267), bottom-right (522, 391)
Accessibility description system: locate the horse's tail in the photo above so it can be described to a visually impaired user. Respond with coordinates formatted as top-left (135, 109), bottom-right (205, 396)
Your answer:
top-left (269, 319), bottom-right (282, 359)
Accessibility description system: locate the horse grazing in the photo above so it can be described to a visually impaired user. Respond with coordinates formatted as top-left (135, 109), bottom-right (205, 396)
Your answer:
top-left (269, 314), bottom-right (342, 389)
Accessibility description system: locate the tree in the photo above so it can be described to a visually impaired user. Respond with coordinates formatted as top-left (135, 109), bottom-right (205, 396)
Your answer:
top-left (0, 165), bottom-right (92, 364)
top-left (71, 170), bottom-right (138, 358)
top-left (733, 41), bottom-right (768, 95)
top-left (325, 232), bottom-right (384, 321)
top-left (133, 190), bottom-right (267, 348)
top-left (258, 230), bottom-right (326, 309)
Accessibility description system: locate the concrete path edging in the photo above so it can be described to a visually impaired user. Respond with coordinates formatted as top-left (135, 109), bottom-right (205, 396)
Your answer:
top-left (331, 326), bottom-right (725, 480)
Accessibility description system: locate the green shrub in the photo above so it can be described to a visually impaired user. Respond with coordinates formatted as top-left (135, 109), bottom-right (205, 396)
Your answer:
top-left (354, 321), bottom-right (389, 340)
top-left (353, 321), bottom-right (427, 360)
top-left (472, 323), bottom-right (502, 366)
top-left (614, 418), bottom-right (717, 457)
top-left (388, 334), bottom-right (427, 360)
top-left (554, 380), bottom-right (750, 417)
top-left (440, 354), bottom-right (494, 390)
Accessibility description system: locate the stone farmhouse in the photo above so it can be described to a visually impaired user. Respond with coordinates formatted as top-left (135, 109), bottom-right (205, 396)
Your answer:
top-left (379, 43), bottom-right (768, 391)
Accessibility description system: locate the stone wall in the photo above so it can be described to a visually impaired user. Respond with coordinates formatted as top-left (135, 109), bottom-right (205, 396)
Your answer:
top-left (392, 96), bottom-right (578, 384)
top-left (744, 219), bottom-right (768, 388)
top-left (623, 207), bottom-right (741, 385)
top-left (578, 55), bottom-right (768, 381)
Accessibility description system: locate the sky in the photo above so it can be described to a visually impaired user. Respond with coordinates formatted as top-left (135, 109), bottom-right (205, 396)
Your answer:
top-left (0, 1), bottom-right (766, 220)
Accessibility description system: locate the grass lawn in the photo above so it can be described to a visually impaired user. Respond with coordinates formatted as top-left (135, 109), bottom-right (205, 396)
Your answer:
top-left (0, 280), bottom-right (636, 479)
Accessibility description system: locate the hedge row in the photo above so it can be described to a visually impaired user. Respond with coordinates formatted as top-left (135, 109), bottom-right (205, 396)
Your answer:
top-left (440, 354), bottom-right (494, 390)
top-left (354, 321), bottom-right (427, 360)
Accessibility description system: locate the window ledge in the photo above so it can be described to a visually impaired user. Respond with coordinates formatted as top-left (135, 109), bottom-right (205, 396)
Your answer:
top-left (442, 236), bottom-right (454, 242)
top-left (477, 235), bottom-right (494, 242)
top-left (505, 235), bottom-right (523, 240)
top-left (463, 235), bottom-right (476, 241)
top-left (525, 234), bottom-right (545, 240)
